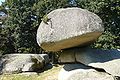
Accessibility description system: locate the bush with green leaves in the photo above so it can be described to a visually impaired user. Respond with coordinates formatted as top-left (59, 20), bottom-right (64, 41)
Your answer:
top-left (76, 0), bottom-right (120, 49)
top-left (0, 0), bottom-right (70, 54)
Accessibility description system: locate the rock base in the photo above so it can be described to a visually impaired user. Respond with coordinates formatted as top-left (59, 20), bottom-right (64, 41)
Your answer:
top-left (0, 54), bottom-right (49, 74)
top-left (58, 64), bottom-right (115, 80)
top-left (59, 48), bottom-right (120, 80)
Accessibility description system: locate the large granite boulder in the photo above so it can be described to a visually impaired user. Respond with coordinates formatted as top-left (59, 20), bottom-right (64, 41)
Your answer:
top-left (37, 8), bottom-right (104, 51)
top-left (0, 54), bottom-right (49, 74)
top-left (59, 48), bottom-right (120, 77)
top-left (58, 64), bottom-right (114, 80)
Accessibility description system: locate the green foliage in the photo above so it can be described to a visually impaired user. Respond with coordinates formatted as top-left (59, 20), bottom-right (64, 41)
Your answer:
top-left (0, 27), bottom-right (15, 54)
top-left (76, 0), bottom-right (120, 49)
top-left (0, 0), bottom-right (70, 54)
top-left (41, 15), bottom-right (50, 24)
top-left (1, 0), bottom-right (41, 54)
top-left (32, 0), bottom-right (70, 24)
top-left (93, 32), bottom-right (120, 49)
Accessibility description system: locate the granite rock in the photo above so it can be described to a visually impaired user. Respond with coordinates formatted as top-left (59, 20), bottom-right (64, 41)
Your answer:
top-left (37, 8), bottom-right (104, 51)
top-left (0, 54), bottom-right (49, 73)
top-left (58, 64), bottom-right (114, 80)
top-left (59, 48), bottom-right (120, 77)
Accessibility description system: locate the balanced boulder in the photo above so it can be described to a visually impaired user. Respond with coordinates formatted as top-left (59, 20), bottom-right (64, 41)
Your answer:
top-left (37, 8), bottom-right (104, 51)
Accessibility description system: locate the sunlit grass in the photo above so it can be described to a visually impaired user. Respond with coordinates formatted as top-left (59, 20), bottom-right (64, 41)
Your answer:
top-left (0, 65), bottom-right (63, 80)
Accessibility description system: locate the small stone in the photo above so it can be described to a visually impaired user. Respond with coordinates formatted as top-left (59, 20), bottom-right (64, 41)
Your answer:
top-left (58, 49), bottom-right (75, 63)
top-left (40, 54), bottom-right (50, 64)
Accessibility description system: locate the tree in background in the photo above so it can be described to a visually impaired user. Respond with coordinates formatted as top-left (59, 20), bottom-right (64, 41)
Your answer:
top-left (0, 6), bottom-right (12, 54)
top-left (76, 0), bottom-right (120, 49)
top-left (0, 0), bottom-right (39, 54)
top-left (0, 0), bottom-right (70, 54)
top-left (0, 0), bottom-right (119, 55)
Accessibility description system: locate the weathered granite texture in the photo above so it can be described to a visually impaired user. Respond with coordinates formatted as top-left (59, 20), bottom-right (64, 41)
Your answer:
top-left (0, 54), bottom-right (49, 74)
top-left (59, 48), bottom-right (120, 77)
top-left (58, 64), bottom-right (114, 80)
top-left (37, 8), bottom-right (104, 51)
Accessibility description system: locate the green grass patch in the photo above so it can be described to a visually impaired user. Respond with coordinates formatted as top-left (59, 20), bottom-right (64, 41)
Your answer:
top-left (0, 65), bottom-right (63, 80)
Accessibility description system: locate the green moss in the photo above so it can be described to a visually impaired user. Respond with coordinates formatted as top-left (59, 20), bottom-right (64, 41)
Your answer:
top-left (41, 15), bottom-right (50, 24)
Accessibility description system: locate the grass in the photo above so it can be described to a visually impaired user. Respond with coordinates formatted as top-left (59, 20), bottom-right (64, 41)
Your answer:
top-left (0, 65), bottom-right (63, 80)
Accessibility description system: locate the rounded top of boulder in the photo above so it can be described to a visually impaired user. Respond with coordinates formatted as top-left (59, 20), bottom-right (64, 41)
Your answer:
top-left (37, 8), bottom-right (104, 51)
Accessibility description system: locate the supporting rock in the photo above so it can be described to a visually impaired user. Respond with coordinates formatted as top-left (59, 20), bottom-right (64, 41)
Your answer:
top-left (59, 48), bottom-right (120, 77)
top-left (58, 64), bottom-right (114, 80)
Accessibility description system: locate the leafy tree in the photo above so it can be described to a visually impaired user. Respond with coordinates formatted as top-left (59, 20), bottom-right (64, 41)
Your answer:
top-left (76, 0), bottom-right (120, 49)
top-left (1, 0), bottom-right (40, 54)
top-left (0, 26), bottom-right (15, 54)
top-left (0, 0), bottom-right (70, 54)
top-left (32, 0), bottom-right (70, 25)
top-left (0, 7), bottom-right (11, 54)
